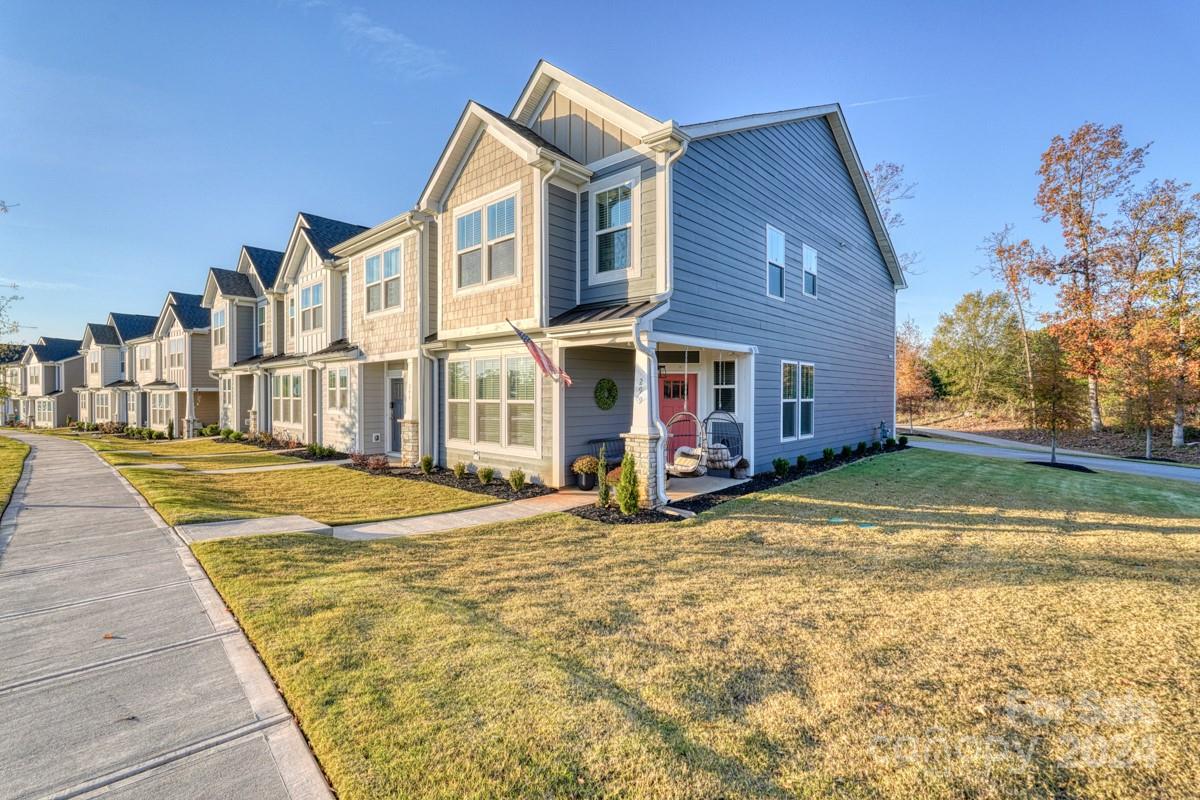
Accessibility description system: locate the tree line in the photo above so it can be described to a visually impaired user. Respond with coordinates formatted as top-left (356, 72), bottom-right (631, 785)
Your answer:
top-left (892, 123), bottom-right (1199, 455)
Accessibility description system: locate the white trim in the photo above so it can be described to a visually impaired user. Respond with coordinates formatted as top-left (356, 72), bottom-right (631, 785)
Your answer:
top-left (361, 233), bottom-right (412, 318)
top-left (766, 224), bottom-right (786, 301)
top-left (802, 243), bottom-right (818, 298)
top-left (510, 61), bottom-right (661, 137)
top-left (799, 361), bottom-right (815, 439)
top-left (587, 166), bottom-right (641, 287)
top-left (451, 181), bottom-right (522, 296)
top-left (443, 351), bottom-right (541, 458)
top-left (587, 143), bottom-right (656, 173)
top-left (780, 359), bottom-right (798, 442)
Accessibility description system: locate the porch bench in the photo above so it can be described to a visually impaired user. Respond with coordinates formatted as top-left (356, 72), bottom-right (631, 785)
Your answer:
top-left (587, 437), bottom-right (625, 466)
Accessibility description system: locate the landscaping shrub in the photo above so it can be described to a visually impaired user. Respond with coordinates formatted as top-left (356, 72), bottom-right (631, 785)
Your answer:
top-left (823, 447), bottom-right (835, 463)
top-left (508, 467), bottom-right (526, 492)
top-left (899, 435), bottom-right (908, 447)
top-left (452, 462), bottom-right (468, 480)
top-left (615, 451), bottom-right (639, 515)
top-left (419, 454), bottom-right (434, 475)
top-left (349, 452), bottom-right (369, 468)
top-left (773, 457), bottom-right (790, 477)
top-left (596, 443), bottom-right (611, 508)
top-left (796, 455), bottom-right (808, 472)
top-left (478, 466), bottom-right (495, 485)
top-left (166, 420), bottom-right (174, 439)
top-left (229, 431), bottom-right (244, 442)
top-left (200, 424), bottom-right (221, 437)
top-left (885, 437), bottom-right (896, 449)
top-left (856, 441), bottom-right (867, 457)
top-left (870, 441), bottom-right (882, 453)
top-left (841, 445), bottom-right (852, 459)
top-left (366, 455), bottom-right (389, 473)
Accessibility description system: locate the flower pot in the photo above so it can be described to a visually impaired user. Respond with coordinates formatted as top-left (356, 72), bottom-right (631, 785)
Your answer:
top-left (731, 468), bottom-right (747, 479)
top-left (576, 471), bottom-right (596, 491)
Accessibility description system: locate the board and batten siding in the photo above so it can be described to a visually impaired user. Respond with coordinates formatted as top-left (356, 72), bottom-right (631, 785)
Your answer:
top-left (547, 184), bottom-right (577, 319)
top-left (656, 117), bottom-right (897, 473)
top-left (578, 155), bottom-right (658, 305)
top-left (530, 89), bottom-right (641, 165)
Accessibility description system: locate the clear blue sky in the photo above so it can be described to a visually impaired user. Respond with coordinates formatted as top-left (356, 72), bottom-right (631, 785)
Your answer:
top-left (2, 0), bottom-right (1197, 342)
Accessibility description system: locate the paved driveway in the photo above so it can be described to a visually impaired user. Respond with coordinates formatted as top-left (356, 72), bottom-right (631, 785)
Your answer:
top-left (0, 433), bottom-right (330, 800)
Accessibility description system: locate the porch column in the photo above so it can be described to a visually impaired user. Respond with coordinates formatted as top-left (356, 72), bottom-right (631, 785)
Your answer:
top-left (623, 339), bottom-right (668, 508)
top-left (184, 388), bottom-right (196, 438)
top-left (399, 357), bottom-right (420, 466)
top-left (248, 372), bottom-right (260, 434)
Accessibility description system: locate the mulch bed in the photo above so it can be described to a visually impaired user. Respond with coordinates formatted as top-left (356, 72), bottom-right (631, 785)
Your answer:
top-left (1026, 460), bottom-right (1096, 473)
top-left (343, 464), bottom-right (558, 502)
top-left (568, 504), bottom-right (684, 525)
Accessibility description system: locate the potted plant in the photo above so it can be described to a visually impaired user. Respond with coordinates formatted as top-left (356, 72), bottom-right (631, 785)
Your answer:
top-left (732, 457), bottom-right (750, 479)
top-left (572, 454), bottom-right (599, 490)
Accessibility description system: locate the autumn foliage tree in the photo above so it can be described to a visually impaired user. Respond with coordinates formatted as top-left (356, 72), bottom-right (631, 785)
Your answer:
top-left (1030, 331), bottom-right (1087, 463)
top-left (982, 226), bottom-right (1045, 424)
top-left (895, 318), bottom-right (934, 431)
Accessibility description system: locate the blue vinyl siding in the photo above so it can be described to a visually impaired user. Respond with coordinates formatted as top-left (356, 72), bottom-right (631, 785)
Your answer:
top-left (579, 156), bottom-right (658, 305)
top-left (547, 184), bottom-right (577, 319)
top-left (657, 117), bottom-right (897, 473)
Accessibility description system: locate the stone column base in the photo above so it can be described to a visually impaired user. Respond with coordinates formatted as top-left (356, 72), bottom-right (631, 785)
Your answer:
top-left (620, 431), bottom-right (663, 509)
top-left (247, 409), bottom-right (259, 435)
top-left (399, 419), bottom-right (421, 467)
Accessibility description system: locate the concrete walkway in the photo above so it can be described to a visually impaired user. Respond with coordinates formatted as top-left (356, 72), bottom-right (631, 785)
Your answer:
top-left (910, 432), bottom-right (1200, 484)
top-left (0, 432), bottom-right (331, 799)
top-left (333, 490), bottom-right (592, 540)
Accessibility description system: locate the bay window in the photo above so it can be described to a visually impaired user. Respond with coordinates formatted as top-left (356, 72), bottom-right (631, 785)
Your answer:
top-left (365, 247), bottom-right (402, 313)
top-left (446, 355), bottom-right (538, 450)
top-left (455, 191), bottom-right (518, 290)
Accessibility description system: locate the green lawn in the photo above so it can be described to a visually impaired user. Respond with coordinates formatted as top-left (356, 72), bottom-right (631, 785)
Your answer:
top-left (194, 450), bottom-right (1200, 799)
top-left (107, 451), bottom-right (303, 471)
top-left (126, 465), bottom-right (497, 526)
top-left (0, 435), bottom-right (29, 513)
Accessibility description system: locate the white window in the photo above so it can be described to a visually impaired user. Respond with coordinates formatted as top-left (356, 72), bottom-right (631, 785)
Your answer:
top-left (256, 303), bottom-right (267, 352)
top-left (455, 191), bottom-right (518, 290)
top-left (288, 298), bottom-right (296, 338)
top-left (212, 309), bottom-right (227, 346)
top-left (88, 350), bottom-right (100, 375)
top-left (589, 168), bottom-right (638, 284)
top-left (300, 284), bottom-right (323, 332)
top-left (781, 361), bottom-right (814, 440)
top-left (802, 244), bottom-right (818, 297)
top-left (28, 368), bottom-right (39, 386)
top-left (326, 367), bottom-right (349, 409)
top-left (151, 393), bottom-right (171, 427)
top-left (767, 225), bottom-right (786, 299)
top-left (168, 337), bottom-right (184, 369)
top-left (271, 374), bottom-right (303, 425)
top-left (446, 355), bottom-right (538, 450)
top-left (137, 345), bottom-right (151, 372)
top-left (35, 399), bottom-right (53, 425)
top-left (127, 392), bottom-right (138, 420)
top-left (220, 377), bottom-right (232, 409)
top-left (713, 361), bottom-right (736, 414)
top-left (365, 247), bottom-right (402, 313)
top-left (96, 393), bottom-right (110, 421)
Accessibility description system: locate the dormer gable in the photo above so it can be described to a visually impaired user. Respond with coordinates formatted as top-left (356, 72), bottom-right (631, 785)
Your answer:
top-left (152, 292), bottom-right (210, 339)
top-left (81, 323), bottom-right (119, 351)
top-left (202, 267), bottom-right (257, 308)
top-left (277, 213), bottom-right (368, 290)
top-left (240, 246), bottom-right (284, 295)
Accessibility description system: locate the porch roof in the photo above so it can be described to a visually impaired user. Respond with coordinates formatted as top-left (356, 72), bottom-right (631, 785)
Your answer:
top-left (547, 299), bottom-right (663, 329)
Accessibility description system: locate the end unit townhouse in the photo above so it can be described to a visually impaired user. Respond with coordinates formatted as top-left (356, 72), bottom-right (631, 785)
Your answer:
top-left (75, 312), bottom-right (157, 426)
top-left (20, 337), bottom-right (83, 428)
top-left (1, 345), bottom-right (26, 424)
top-left (200, 60), bottom-right (904, 507)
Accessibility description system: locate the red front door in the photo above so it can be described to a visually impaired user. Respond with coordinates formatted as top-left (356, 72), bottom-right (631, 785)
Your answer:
top-left (658, 373), bottom-right (697, 425)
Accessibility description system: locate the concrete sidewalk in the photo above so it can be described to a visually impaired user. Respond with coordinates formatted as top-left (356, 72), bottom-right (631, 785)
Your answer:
top-left (0, 432), bottom-right (331, 799)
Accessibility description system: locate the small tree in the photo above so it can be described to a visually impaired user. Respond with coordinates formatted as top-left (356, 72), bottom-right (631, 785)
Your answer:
top-left (1031, 333), bottom-right (1087, 464)
top-left (595, 443), bottom-right (611, 508)
top-left (896, 318), bottom-right (935, 431)
top-left (615, 451), bottom-right (639, 515)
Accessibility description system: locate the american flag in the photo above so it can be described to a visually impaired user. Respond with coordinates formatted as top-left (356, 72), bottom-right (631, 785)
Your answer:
top-left (507, 319), bottom-right (572, 387)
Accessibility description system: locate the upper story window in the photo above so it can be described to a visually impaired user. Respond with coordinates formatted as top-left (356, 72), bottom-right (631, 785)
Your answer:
top-left (455, 191), bottom-right (518, 291)
top-left (212, 309), bottom-right (227, 347)
top-left (802, 244), bottom-right (818, 297)
top-left (300, 284), bottom-right (323, 331)
top-left (288, 298), bottom-right (296, 337)
top-left (256, 303), bottom-right (267, 352)
top-left (168, 336), bottom-right (185, 369)
top-left (588, 167), bottom-right (639, 286)
top-left (88, 351), bottom-right (100, 375)
top-left (767, 226), bottom-right (786, 299)
top-left (137, 345), bottom-right (151, 372)
top-left (365, 247), bottom-right (402, 313)
top-left (28, 368), bottom-right (39, 385)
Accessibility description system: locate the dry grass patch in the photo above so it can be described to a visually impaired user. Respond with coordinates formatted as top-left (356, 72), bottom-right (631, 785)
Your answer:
top-left (194, 450), bottom-right (1200, 798)
top-left (126, 464), bottom-right (496, 526)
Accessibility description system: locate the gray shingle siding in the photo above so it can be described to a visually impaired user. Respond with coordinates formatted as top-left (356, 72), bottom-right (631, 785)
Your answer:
top-left (547, 184), bottom-right (577, 318)
top-left (656, 117), bottom-right (897, 473)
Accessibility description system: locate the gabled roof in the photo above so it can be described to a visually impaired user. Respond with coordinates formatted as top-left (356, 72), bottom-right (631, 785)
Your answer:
top-left (83, 322), bottom-right (121, 348)
top-left (510, 60), bottom-right (662, 139)
top-left (204, 267), bottom-right (257, 305)
top-left (276, 213), bottom-right (369, 289)
top-left (418, 100), bottom-right (591, 212)
top-left (242, 246), bottom-right (284, 291)
top-left (27, 337), bottom-right (83, 363)
top-left (153, 291), bottom-right (210, 337)
top-left (681, 104), bottom-right (907, 289)
top-left (107, 313), bottom-right (158, 343)
top-left (0, 344), bottom-right (26, 364)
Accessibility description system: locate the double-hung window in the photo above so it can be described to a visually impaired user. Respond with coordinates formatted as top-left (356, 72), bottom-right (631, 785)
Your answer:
top-left (271, 375), bottom-right (303, 424)
top-left (780, 361), bottom-right (814, 440)
top-left (127, 392), bottom-right (138, 419)
top-left (28, 369), bottom-right (39, 386)
top-left (326, 367), bottom-right (349, 409)
top-left (288, 298), bottom-right (296, 337)
top-left (713, 361), bottom-right (736, 414)
top-left (802, 244), bottom-right (818, 297)
top-left (88, 351), bottom-right (100, 375)
top-left (590, 168), bottom-right (638, 283)
top-left (212, 309), bottom-right (227, 347)
top-left (137, 345), bottom-right (151, 372)
top-left (168, 337), bottom-right (184, 369)
top-left (446, 355), bottom-right (538, 449)
top-left (300, 284), bottom-right (323, 331)
top-left (455, 192), bottom-right (517, 290)
top-left (151, 393), bottom-right (170, 427)
top-left (767, 226), bottom-right (786, 299)
top-left (365, 247), bottom-right (402, 313)
top-left (220, 377), bottom-right (232, 409)
top-left (96, 393), bottom-right (110, 420)
top-left (256, 304), bottom-right (267, 352)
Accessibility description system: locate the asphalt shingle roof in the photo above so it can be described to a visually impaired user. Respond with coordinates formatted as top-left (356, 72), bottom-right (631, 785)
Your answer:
top-left (109, 313), bottom-right (158, 342)
top-left (210, 268), bottom-right (257, 299)
top-left (299, 214), bottom-right (369, 261)
top-left (30, 337), bottom-right (83, 363)
top-left (0, 344), bottom-right (26, 363)
top-left (477, 103), bottom-right (575, 161)
top-left (85, 323), bottom-right (121, 347)
top-left (168, 292), bottom-right (211, 330)
top-left (244, 246), bottom-right (284, 290)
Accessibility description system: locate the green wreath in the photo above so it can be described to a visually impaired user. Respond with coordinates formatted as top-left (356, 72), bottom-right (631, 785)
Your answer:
top-left (594, 378), bottom-right (619, 411)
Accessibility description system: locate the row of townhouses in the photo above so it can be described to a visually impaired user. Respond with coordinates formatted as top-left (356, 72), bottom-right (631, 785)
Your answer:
top-left (1, 61), bottom-right (904, 506)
